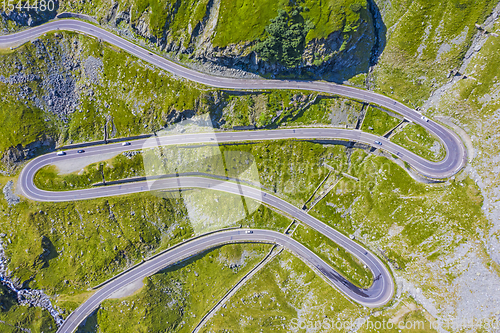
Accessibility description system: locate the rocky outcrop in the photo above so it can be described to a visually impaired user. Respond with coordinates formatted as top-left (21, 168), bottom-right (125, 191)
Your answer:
top-left (2, 1), bottom-right (382, 81)
top-left (0, 35), bottom-right (81, 170)
top-left (1, 37), bottom-right (80, 121)
top-left (1, 137), bottom-right (55, 168)
top-left (0, 239), bottom-right (63, 327)
top-left (103, 2), bottom-right (381, 82)
top-left (2, 181), bottom-right (19, 206)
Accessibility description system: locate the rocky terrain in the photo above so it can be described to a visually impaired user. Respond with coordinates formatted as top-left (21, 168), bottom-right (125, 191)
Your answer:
top-left (0, 239), bottom-right (63, 328)
top-left (0, 1), bottom-right (58, 32)
top-left (1, 1), bottom-right (500, 331)
top-left (2, 181), bottom-right (19, 206)
top-left (2, 0), bottom-right (383, 81)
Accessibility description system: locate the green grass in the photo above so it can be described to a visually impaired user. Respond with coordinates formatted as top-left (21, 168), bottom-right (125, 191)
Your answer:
top-left (371, 0), bottom-right (498, 106)
top-left (2, 29), bottom-right (374, 171)
top-left (311, 148), bottom-right (487, 258)
top-left (292, 224), bottom-right (372, 288)
top-left (204, 250), bottom-right (366, 331)
top-left (348, 73), bottom-right (368, 87)
top-left (2, 139), bottom-right (493, 329)
top-left (34, 140), bottom-right (348, 210)
top-left (60, 0), bottom-right (210, 43)
top-left (0, 177), bottom-right (290, 314)
top-left (213, 0), bottom-right (367, 47)
top-left (391, 123), bottom-right (445, 162)
top-left (0, 89), bottom-right (53, 155)
top-left (286, 96), bottom-right (364, 127)
top-left (302, 0), bottom-right (366, 42)
top-left (361, 106), bottom-right (401, 136)
top-left (214, 0), bottom-right (289, 47)
top-left (358, 295), bottom-right (437, 333)
top-left (34, 152), bottom-right (145, 191)
top-left (59, 0), bottom-right (367, 50)
top-left (287, 97), bottom-right (332, 125)
top-left (77, 243), bottom-right (271, 333)
top-left (0, 288), bottom-right (57, 332)
top-left (0, 191), bottom-right (192, 299)
top-left (0, 283), bottom-right (57, 332)
top-left (219, 140), bottom-right (348, 207)
top-left (67, 34), bottom-right (204, 143)
top-left (0, 32), bottom-right (210, 165)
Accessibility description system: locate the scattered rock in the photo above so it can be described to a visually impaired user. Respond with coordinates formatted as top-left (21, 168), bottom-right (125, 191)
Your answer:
top-left (122, 151), bottom-right (141, 159)
top-left (3, 181), bottom-right (19, 206)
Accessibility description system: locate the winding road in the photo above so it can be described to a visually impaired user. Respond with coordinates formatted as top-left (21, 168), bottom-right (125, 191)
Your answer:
top-left (0, 20), bottom-right (466, 178)
top-left (1, 18), bottom-right (469, 333)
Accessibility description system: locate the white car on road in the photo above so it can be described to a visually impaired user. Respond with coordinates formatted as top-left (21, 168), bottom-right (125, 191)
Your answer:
top-left (421, 116), bottom-right (429, 122)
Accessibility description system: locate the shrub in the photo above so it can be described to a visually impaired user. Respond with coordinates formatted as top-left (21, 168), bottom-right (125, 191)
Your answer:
top-left (350, 3), bottom-right (362, 12)
top-left (254, 7), bottom-right (312, 68)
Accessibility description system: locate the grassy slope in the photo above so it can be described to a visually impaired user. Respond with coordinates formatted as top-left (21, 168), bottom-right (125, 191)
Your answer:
top-left (67, 34), bottom-right (203, 143)
top-left (428, 20), bottom-right (500, 159)
top-left (2, 33), bottom-right (440, 172)
top-left (310, 149), bottom-right (491, 292)
top-left (391, 123), bottom-right (445, 162)
top-left (59, 0), bottom-right (366, 48)
top-left (357, 294), bottom-right (437, 332)
top-left (371, 0), bottom-right (497, 106)
top-left (2, 5), bottom-right (499, 327)
top-left (1, 192), bottom-right (190, 299)
top-left (292, 223), bottom-right (372, 288)
top-left (60, 0), bottom-right (210, 44)
top-left (361, 106), bottom-right (401, 136)
top-left (311, 149), bottom-right (487, 244)
top-left (0, 168), bottom-right (291, 312)
top-left (34, 140), bottom-right (348, 209)
top-left (0, 284), bottom-right (56, 333)
top-left (204, 250), bottom-right (366, 331)
top-left (77, 244), bottom-right (271, 333)
top-left (287, 96), bottom-right (364, 127)
top-left (205, 252), bottom-right (438, 332)
top-left (0, 88), bottom-right (50, 154)
top-left (0, 45), bottom-right (58, 155)
top-left (30, 138), bottom-right (489, 296)
top-left (213, 0), bottom-right (290, 47)
top-left (214, 0), bottom-right (367, 47)
top-left (1, 140), bottom-right (493, 330)
top-left (34, 152), bottom-right (145, 191)
top-left (0, 32), bottom-right (206, 160)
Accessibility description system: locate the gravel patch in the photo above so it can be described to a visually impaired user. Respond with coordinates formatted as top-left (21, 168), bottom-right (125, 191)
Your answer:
top-left (51, 151), bottom-right (119, 174)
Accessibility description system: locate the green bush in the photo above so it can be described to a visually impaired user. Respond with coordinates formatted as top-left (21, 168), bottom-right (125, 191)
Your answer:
top-left (350, 3), bottom-right (362, 12)
top-left (254, 7), bottom-right (312, 68)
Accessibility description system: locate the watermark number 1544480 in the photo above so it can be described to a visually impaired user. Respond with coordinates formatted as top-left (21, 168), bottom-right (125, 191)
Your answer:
top-left (2, 0), bottom-right (55, 12)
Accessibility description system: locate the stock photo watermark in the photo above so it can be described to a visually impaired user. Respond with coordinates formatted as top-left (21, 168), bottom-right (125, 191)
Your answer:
top-left (289, 317), bottom-right (500, 331)
top-left (141, 114), bottom-right (262, 234)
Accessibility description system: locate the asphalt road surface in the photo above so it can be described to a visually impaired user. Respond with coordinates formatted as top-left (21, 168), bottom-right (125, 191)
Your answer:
top-left (19, 134), bottom-right (395, 332)
top-left (2, 18), bottom-right (470, 332)
top-left (57, 229), bottom-right (392, 333)
top-left (0, 19), bottom-right (466, 179)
